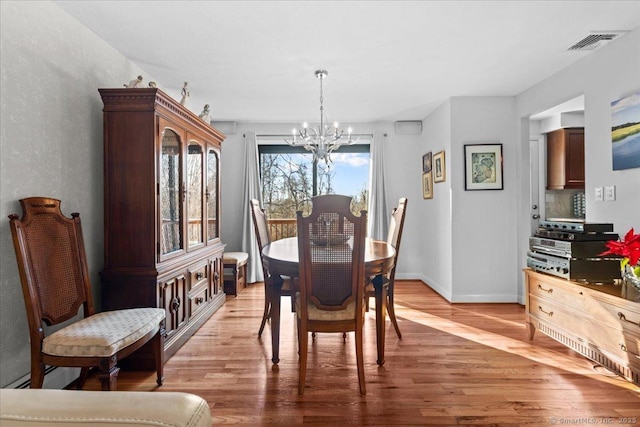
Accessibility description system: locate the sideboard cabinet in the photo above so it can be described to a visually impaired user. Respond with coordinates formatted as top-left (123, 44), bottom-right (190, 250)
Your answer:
top-left (524, 269), bottom-right (640, 386)
top-left (99, 88), bottom-right (226, 362)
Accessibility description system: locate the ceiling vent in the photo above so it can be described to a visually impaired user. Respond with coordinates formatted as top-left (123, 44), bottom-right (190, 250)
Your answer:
top-left (568, 31), bottom-right (627, 51)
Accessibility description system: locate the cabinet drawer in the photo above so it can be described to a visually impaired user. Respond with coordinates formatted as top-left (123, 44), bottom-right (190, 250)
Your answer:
top-left (529, 276), bottom-right (640, 333)
top-left (530, 295), bottom-right (640, 363)
top-left (188, 262), bottom-right (209, 290)
top-left (583, 298), bottom-right (640, 335)
top-left (529, 276), bottom-right (583, 306)
top-left (189, 285), bottom-right (209, 318)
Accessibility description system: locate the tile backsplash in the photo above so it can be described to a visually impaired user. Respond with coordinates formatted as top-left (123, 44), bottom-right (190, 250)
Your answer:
top-left (545, 189), bottom-right (585, 220)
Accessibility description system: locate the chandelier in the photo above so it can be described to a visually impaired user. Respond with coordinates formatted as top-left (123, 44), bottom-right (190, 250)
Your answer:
top-left (285, 69), bottom-right (357, 164)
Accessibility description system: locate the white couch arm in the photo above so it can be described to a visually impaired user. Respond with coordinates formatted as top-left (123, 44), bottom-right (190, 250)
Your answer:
top-left (0, 389), bottom-right (211, 427)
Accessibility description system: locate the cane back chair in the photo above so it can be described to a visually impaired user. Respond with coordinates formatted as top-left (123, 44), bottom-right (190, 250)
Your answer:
top-left (8, 197), bottom-right (165, 391)
top-left (249, 199), bottom-right (292, 336)
top-left (366, 197), bottom-right (408, 338)
top-left (295, 194), bottom-right (367, 395)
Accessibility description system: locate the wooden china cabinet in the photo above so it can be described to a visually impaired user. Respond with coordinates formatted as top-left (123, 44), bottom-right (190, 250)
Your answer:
top-left (99, 88), bottom-right (226, 363)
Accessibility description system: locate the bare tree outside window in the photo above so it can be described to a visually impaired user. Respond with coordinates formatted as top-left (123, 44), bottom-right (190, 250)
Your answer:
top-left (259, 146), bottom-right (370, 232)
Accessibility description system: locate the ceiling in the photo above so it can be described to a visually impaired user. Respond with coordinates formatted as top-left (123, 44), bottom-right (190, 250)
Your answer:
top-left (54, 1), bottom-right (640, 124)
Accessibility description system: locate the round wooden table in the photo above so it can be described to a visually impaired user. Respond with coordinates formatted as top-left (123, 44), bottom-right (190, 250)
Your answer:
top-left (262, 237), bottom-right (396, 365)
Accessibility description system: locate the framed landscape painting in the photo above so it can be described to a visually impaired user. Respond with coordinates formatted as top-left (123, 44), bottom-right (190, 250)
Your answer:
top-left (464, 143), bottom-right (503, 190)
top-left (611, 91), bottom-right (640, 170)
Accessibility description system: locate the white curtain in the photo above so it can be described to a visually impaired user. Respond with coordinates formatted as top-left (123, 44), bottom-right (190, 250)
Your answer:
top-left (368, 131), bottom-right (388, 240)
top-left (240, 131), bottom-right (264, 283)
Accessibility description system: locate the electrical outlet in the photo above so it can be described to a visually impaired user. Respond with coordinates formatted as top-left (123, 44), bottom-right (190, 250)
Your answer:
top-left (605, 185), bottom-right (616, 201)
top-left (595, 187), bottom-right (603, 201)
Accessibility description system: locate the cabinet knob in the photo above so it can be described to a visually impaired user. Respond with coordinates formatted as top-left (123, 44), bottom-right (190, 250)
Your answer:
top-left (195, 297), bottom-right (204, 304)
top-left (214, 271), bottom-right (219, 280)
top-left (196, 272), bottom-right (204, 280)
top-left (171, 297), bottom-right (181, 311)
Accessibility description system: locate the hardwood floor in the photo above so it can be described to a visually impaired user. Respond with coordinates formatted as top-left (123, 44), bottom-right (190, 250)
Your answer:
top-left (85, 280), bottom-right (640, 425)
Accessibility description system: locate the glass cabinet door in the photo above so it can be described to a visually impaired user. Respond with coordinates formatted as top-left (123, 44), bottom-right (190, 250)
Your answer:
top-left (206, 146), bottom-right (219, 241)
top-left (186, 139), bottom-right (204, 250)
top-left (160, 128), bottom-right (183, 255)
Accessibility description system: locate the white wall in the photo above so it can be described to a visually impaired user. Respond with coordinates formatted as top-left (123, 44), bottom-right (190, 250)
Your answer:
top-left (419, 98), bottom-right (519, 302)
top-left (419, 101), bottom-right (453, 299)
top-left (450, 97), bottom-right (519, 302)
top-left (0, 1), bottom-right (152, 387)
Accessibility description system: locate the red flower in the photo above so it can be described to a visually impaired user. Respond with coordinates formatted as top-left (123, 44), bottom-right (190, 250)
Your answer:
top-left (599, 228), bottom-right (640, 266)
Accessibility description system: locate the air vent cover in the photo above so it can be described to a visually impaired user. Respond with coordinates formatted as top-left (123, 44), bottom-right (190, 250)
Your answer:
top-left (568, 31), bottom-right (627, 51)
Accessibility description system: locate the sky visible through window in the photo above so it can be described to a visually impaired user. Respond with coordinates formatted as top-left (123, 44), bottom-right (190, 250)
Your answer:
top-left (324, 152), bottom-right (370, 196)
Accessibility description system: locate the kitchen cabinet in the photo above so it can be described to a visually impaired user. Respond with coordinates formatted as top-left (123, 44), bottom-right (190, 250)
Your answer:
top-left (99, 88), bottom-right (226, 363)
top-left (546, 128), bottom-right (584, 190)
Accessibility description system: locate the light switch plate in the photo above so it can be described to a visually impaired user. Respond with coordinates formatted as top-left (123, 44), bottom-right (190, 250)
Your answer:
top-left (605, 185), bottom-right (616, 201)
top-left (595, 187), bottom-right (603, 201)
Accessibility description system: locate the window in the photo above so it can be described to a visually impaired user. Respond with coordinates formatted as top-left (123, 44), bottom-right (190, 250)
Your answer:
top-left (258, 143), bottom-right (370, 219)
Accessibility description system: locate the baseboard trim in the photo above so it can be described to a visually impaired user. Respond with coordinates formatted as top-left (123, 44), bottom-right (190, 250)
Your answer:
top-left (5, 366), bottom-right (79, 389)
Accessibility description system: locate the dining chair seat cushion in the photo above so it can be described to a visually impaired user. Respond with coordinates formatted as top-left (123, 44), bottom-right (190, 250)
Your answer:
top-left (42, 308), bottom-right (165, 357)
top-left (295, 292), bottom-right (362, 321)
top-left (222, 251), bottom-right (249, 266)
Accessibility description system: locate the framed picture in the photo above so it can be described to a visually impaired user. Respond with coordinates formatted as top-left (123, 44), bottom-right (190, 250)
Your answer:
top-left (422, 171), bottom-right (433, 199)
top-left (422, 152), bottom-right (432, 173)
top-left (464, 143), bottom-right (503, 190)
top-left (611, 91), bottom-right (640, 170)
top-left (433, 150), bottom-right (446, 183)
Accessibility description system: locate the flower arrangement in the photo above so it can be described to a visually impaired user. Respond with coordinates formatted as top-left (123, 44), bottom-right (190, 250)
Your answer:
top-left (599, 228), bottom-right (640, 277)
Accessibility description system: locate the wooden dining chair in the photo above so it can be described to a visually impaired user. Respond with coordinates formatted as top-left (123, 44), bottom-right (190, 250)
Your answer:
top-left (295, 194), bottom-right (367, 395)
top-left (249, 199), bottom-right (292, 336)
top-left (366, 197), bottom-right (408, 338)
top-left (8, 197), bottom-right (166, 391)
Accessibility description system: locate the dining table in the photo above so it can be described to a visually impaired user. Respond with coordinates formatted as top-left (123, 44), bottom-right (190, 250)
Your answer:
top-left (261, 236), bottom-right (396, 366)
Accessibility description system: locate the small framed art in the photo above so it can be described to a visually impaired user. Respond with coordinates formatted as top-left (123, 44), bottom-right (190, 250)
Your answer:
top-left (464, 143), bottom-right (503, 190)
top-left (422, 171), bottom-right (433, 199)
top-left (433, 150), bottom-right (445, 183)
top-left (422, 152), bottom-right (432, 173)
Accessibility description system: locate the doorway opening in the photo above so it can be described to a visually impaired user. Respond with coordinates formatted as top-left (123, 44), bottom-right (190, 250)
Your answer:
top-left (529, 95), bottom-right (586, 224)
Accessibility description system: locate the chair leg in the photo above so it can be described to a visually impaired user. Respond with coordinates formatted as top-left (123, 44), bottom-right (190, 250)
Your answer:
top-left (355, 326), bottom-right (366, 395)
top-left (298, 321), bottom-right (308, 395)
top-left (152, 328), bottom-right (165, 386)
top-left (387, 288), bottom-right (402, 339)
top-left (29, 360), bottom-right (45, 389)
top-left (258, 281), bottom-right (271, 337)
top-left (76, 367), bottom-right (91, 390)
top-left (97, 365), bottom-right (120, 391)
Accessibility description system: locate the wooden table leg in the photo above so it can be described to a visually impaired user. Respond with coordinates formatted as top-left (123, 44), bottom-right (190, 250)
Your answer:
top-left (372, 275), bottom-right (387, 366)
top-left (270, 276), bottom-right (284, 364)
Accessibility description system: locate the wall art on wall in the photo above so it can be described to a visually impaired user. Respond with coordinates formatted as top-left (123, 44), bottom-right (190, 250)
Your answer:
top-left (433, 150), bottom-right (446, 183)
top-left (422, 152), bottom-right (432, 173)
top-left (422, 171), bottom-right (433, 199)
top-left (464, 143), bottom-right (503, 190)
top-left (611, 91), bottom-right (640, 170)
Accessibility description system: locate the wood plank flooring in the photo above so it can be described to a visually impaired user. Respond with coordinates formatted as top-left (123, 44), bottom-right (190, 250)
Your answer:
top-left (84, 280), bottom-right (640, 425)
